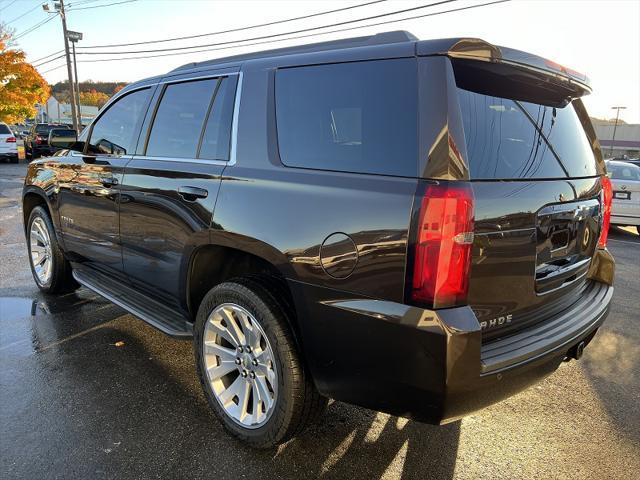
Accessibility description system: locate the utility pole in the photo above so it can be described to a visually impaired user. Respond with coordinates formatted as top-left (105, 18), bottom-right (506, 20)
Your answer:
top-left (610, 106), bottom-right (626, 158)
top-left (57, 0), bottom-right (79, 131)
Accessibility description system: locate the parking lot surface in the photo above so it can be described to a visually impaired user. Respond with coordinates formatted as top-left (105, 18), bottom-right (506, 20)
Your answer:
top-left (1, 162), bottom-right (639, 479)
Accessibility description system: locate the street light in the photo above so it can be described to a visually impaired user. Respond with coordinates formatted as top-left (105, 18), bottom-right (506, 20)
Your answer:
top-left (610, 106), bottom-right (626, 158)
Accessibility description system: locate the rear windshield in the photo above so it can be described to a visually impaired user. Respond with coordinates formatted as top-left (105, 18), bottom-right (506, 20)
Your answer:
top-left (0, 124), bottom-right (11, 134)
top-left (608, 163), bottom-right (640, 181)
top-left (36, 125), bottom-right (58, 134)
top-left (51, 129), bottom-right (76, 137)
top-left (457, 88), bottom-right (598, 180)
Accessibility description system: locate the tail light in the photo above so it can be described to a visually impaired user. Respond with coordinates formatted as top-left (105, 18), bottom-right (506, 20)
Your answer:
top-left (6, 137), bottom-right (16, 143)
top-left (36, 136), bottom-right (44, 144)
top-left (598, 175), bottom-right (612, 248)
top-left (410, 182), bottom-right (475, 309)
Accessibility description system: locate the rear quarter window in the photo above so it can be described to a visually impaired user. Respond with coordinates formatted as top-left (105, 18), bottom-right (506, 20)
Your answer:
top-left (275, 58), bottom-right (417, 177)
top-left (457, 88), bottom-right (598, 179)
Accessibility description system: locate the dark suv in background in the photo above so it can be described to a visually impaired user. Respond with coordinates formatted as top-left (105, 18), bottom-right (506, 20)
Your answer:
top-left (24, 123), bottom-right (66, 159)
top-left (22, 32), bottom-right (614, 448)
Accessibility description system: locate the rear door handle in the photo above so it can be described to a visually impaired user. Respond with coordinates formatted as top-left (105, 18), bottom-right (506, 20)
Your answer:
top-left (178, 186), bottom-right (208, 201)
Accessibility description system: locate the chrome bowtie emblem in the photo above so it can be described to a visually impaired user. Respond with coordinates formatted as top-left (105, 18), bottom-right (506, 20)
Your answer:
top-left (583, 227), bottom-right (590, 247)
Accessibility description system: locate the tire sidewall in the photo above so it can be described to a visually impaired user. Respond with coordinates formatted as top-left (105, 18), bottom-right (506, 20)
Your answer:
top-left (194, 282), bottom-right (296, 446)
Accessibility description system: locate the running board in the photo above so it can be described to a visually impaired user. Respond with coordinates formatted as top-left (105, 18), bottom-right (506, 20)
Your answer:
top-left (72, 267), bottom-right (193, 339)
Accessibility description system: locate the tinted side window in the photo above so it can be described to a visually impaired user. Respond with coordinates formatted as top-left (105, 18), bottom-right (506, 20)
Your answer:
top-left (88, 88), bottom-right (150, 155)
top-left (276, 59), bottom-right (417, 176)
top-left (457, 89), bottom-right (565, 179)
top-left (146, 79), bottom-right (217, 159)
top-left (0, 124), bottom-right (11, 134)
top-left (199, 76), bottom-right (238, 161)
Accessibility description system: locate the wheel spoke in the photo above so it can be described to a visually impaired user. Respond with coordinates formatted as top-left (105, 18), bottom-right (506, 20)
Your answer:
top-left (221, 306), bottom-right (246, 346)
top-left (207, 316), bottom-right (239, 348)
top-left (237, 310), bottom-right (260, 350)
top-left (254, 376), bottom-right (273, 411)
top-left (204, 340), bottom-right (236, 361)
top-left (254, 361), bottom-right (276, 385)
top-left (207, 358), bottom-right (237, 380)
top-left (218, 375), bottom-right (245, 405)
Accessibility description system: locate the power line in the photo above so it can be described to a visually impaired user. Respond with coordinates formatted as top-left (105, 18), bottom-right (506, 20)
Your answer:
top-left (39, 62), bottom-right (68, 74)
top-left (34, 53), bottom-right (67, 67)
top-left (38, 0), bottom-right (510, 73)
top-left (5, 2), bottom-right (42, 25)
top-left (68, 0), bottom-right (141, 11)
top-left (78, 0), bottom-right (389, 49)
top-left (14, 15), bottom-right (56, 40)
top-left (0, 0), bottom-right (20, 13)
top-left (70, 0), bottom-right (510, 64)
top-left (77, 0), bottom-right (458, 55)
top-left (31, 49), bottom-right (65, 64)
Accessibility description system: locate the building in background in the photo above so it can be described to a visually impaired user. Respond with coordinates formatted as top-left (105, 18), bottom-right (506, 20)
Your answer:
top-left (36, 97), bottom-right (98, 127)
top-left (591, 119), bottom-right (640, 159)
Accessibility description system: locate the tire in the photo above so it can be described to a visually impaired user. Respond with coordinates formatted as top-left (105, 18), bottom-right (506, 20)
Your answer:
top-left (194, 277), bottom-right (327, 448)
top-left (26, 206), bottom-right (78, 294)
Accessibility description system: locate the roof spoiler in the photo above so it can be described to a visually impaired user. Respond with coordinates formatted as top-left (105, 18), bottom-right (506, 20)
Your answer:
top-left (417, 38), bottom-right (591, 106)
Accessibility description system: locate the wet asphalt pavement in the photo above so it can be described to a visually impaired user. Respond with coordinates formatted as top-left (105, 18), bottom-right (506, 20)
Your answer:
top-left (1, 162), bottom-right (639, 480)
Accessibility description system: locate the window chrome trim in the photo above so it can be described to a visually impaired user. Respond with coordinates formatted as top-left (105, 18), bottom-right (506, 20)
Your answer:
top-left (85, 71), bottom-right (243, 166)
top-left (129, 155), bottom-right (228, 166)
top-left (229, 71), bottom-right (243, 167)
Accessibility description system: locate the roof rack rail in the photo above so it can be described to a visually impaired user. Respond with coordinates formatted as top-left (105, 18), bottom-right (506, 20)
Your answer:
top-left (170, 30), bottom-right (417, 72)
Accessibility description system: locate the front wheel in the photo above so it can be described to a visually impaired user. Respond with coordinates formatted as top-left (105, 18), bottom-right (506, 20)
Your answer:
top-left (194, 277), bottom-right (327, 448)
top-left (27, 206), bottom-right (78, 293)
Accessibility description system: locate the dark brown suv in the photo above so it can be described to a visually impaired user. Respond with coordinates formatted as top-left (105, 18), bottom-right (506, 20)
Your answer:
top-left (22, 32), bottom-right (614, 448)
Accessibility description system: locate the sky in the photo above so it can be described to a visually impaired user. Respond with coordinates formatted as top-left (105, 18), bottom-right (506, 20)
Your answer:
top-left (2, 0), bottom-right (639, 123)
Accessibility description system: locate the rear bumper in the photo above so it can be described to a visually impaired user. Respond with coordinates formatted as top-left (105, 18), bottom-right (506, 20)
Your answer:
top-left (290, 279), bottom-right (613, 424)
top-left (611, 214), bottom-right (640, 226)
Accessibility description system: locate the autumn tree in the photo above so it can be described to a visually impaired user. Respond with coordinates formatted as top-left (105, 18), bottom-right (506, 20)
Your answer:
top-left (79, 89), bottom-right (110, 108)
top-left (0, 25), bottom-right (50, 123)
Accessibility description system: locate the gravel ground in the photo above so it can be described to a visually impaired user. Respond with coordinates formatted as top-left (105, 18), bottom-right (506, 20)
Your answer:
top-left (1, 162), bottom-right (638, 480)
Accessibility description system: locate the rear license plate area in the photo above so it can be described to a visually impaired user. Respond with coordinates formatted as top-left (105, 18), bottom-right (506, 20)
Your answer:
top-left (614, 191), bottom-right (630, 200)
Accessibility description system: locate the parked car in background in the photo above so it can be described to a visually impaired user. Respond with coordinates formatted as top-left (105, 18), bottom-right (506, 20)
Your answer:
top-left (0, 122), bottom-right (18, 163)
top-left (22, 31), bottom-right (615, 448)
top-left (24, 123), bottom-right (65, 159)
top-left (606, 160), bottom-right (640, 234)
top-left (624, 158), bottom-right (640, 168)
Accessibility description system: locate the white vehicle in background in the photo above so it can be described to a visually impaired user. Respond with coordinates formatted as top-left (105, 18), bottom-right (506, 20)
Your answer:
top-left (0, 123), bottom-right (18, 163)
top-left (606, 160), bottom-right (640, 234)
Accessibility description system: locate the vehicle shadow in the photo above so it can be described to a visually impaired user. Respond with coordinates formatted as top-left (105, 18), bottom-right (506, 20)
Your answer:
top-left (0, 290), bottom-right (461, 480)
top-left (579, 225), bottom-right (640, 443)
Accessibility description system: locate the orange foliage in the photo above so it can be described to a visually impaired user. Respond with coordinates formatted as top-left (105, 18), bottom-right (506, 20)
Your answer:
top-left (0, 26), bottom-right (50, 123)
top-left (79, 89), bottom-right (110, 108)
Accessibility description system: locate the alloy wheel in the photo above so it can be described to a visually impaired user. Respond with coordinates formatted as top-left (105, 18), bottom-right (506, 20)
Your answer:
top-left (203, 303), bottom-right (278, 428)
top-left (29, 217), bottom-right (53, 285)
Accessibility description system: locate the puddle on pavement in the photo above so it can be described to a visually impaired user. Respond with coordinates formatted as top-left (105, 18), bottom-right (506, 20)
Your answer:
top-left (0, 293), bottom-right (125, 355)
